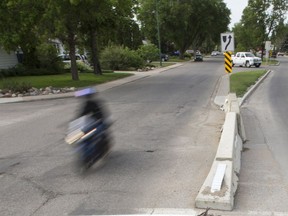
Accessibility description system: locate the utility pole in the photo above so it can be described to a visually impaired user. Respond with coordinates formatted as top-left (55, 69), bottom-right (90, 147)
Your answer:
top-left (155, 0), bottom-right (162, 67)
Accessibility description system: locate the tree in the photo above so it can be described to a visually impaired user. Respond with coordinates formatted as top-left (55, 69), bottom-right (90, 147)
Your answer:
top-left (46, 0), bottom-right (82, 80)
top-left (114, 19), bottom-right (143, 50)
top-left (0, 0), bottom-right (143, 79)
top-left (0, 0), bottom-right (46, 67)
top-left (77, 0), bottom-right (141, 75)
top-left (76, 0), bottom-right (114, 75)
top-left (111, 0), bottom-right (143, 50)
top-left (233, 22), bottom-right (255, 52)
top-left (271, 21), bottom-right (288, 52)
top-left (137, 0), bottom-right (230, 58)
top-left (137, 44), bottom-right (159, 62)
top-left (233, 0), bottom-right (288, 56)
top-left (280, 34), bottom-right (288, 52)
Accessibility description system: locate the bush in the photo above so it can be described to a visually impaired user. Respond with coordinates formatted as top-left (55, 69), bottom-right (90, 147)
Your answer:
top-left (35, 43), bottom-right (63, 72)
top-left (1, 79), bottom-right (32, 93)
top-left (184, 52), bottom-right (192, 59)
top-left (0, 65), bottom-right (25, 78)
top-left (100, 45), bottom-right (144, 70)
top-left (137, 44), bottom-right (159, 62)
top-left (0, 64), bottom-right (66, 78)
top-left (77, 62), bottom-right (93, 72)
top-left (63, 61), bottom-right (93, 73)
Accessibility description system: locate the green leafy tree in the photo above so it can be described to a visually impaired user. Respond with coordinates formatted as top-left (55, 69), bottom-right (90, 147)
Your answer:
top-left (138, 0), bottom-right (230, 58)
top-left (77, 0), bottom-right (141, 75)
top-left (271, 21), bottom-right (288, 52)
top-left (46, 0), bottom-right (82, 80)
top-left (100, 45), bottom-right (144, 70)
top-left (279, 28), bottom-right (288, 52)
top-left (0, 0), bottom-right (46, 67)
top-left (233, 0), bottom-right (288, 56)
top-left (76, 0), bottom-right (114, 75)
top-left (114, 19), bottom-right (143, 50)
top-left (137, 44), bottom-right (159, 62)
top-left (111, 0), bottom-right (143, 50)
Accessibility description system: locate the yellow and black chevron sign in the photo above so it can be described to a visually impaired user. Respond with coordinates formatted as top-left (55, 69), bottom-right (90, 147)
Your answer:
top-left (224, 51), bottom-right (232, 73)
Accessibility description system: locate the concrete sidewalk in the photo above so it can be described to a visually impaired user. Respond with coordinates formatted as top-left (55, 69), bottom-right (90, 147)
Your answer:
top-left (0, 63), bottom-right (183, 104)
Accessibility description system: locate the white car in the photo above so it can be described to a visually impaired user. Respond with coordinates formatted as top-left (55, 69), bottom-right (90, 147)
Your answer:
top-left (232, 52), bottom-right (262, 68)
top-left (58, 54), bottom-right (89, 65)
top-left (211, 51), bottom-right (220, 56)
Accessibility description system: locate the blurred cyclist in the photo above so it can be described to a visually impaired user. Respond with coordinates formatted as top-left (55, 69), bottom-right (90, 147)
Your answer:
top-left (74, 87), bottom-right (112, 147)
top-left (75, 87), bottom-right (107, 122)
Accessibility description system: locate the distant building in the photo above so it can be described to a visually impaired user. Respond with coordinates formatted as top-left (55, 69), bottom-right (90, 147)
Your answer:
top-left (0, 47), bottom-right (18, 69)
top-left (49, 39), bottom-right (65, 54)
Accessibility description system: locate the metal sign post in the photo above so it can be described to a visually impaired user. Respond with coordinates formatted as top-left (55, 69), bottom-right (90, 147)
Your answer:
top-left (221, 33), bottom-right (235, 74)
top-left (265, 41), bottom-right (271, 64)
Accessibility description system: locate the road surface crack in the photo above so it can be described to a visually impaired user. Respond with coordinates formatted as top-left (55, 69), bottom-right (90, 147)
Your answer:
top-left (2, 172), bottom-right (62, 216)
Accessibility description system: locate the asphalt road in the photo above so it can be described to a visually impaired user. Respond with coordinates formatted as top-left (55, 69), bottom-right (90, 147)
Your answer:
top-left (235, 56), bottom-right (288, 213)
top-left (0, 57), bottom-right (226, 216)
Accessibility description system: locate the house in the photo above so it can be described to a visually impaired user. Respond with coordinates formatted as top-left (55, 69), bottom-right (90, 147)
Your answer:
top-left (50, 39), bottom-right (65, 54)
top-left (0, 47), bottom-right (18, 69)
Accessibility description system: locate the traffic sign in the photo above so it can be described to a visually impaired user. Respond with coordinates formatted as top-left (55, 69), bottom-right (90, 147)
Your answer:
top-left (265, 41), bottom-right (271, 51)
top-left (221, 33), bottom-right (235, 52)
top-left (224, 51), bottom-right (232, 73)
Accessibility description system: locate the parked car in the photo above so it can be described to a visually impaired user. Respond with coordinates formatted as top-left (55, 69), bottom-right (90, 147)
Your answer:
top-left (161, 54), bottom-right (169, 61)
top-left (211, 51), bottom-right (221, 56)
top-left (58, 54), bottom-right (89, 65)
top-left (194, 53), bottom-right (203, 62)
top-left (171, 50), bottom-right (180, 56)
top-left (232, 52), bottom-right (261, 68)
top-left (186, 50), bottom-right (194, 54)
top-left (271, 51), bottom-right (277, 58)
top-left (146, 54), bottom-right (169, 63)
top-left (277, 52), bottom-right (285, 56)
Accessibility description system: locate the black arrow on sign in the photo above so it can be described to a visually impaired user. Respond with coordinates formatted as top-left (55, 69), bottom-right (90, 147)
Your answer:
top-left (225, 35), bottom-right (232, 50)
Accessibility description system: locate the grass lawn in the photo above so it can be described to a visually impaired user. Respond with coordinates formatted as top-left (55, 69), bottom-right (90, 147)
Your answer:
top-left (261, 58), bottom-right (278, 65)
top-left (0, 72), bottom-right (133, 89)
top-left (168, 57), bottom-right (191, 62)
top-left (151, 62), bottom-right (176, 67)
top-left (230, 70), bottom-right (267, 97)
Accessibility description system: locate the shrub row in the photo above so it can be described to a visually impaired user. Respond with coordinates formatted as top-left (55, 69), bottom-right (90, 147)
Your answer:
top-left (1, 44), bottom-right (163, 78)
top-left (0, 64), bottom-right (65, 78)
top-left (1, 80), bottom-right (32, 93)
top-left (100, 45), bottom-right (145, 70)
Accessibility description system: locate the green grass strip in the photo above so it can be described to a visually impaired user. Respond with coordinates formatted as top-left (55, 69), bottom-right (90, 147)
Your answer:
top-left (0, 73), bottom-right (132, 89)
top-left (230, 70), bottom-right (267, 97)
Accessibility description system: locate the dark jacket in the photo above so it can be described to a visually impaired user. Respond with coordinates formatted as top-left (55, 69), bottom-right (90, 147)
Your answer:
top-left (77, 98), bottom-right (106, 121)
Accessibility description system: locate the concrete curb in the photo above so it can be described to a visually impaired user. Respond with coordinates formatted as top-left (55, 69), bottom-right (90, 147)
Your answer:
top-left (239, 70), bottom-right (272, 107)
top-left (195, 94), bottom-right (243, 211)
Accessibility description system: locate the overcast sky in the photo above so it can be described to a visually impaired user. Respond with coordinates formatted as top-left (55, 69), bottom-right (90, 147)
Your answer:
top-left (223, 0), bottom-right (249, 28)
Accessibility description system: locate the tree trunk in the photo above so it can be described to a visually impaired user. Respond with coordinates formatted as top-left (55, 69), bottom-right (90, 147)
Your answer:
top-left (90, 30), bottom-right (102, 75)
top-left (22, 46), bottom-right (39, 68)
top-left (68, 31), bottom-right (79, 81)
top-left (179, 48), bottom-right (186, 59)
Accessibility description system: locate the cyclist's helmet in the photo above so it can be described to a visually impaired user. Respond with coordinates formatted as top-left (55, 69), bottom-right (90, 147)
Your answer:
top-left (74, 87), bottom-right (97, 98)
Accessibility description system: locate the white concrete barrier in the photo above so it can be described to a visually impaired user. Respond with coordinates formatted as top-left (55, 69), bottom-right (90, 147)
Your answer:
top-left (195, 107), bottom-right (243, 210)
top-left (196, 71), bottom-right (270, 210)
top-left (225, 93), bottom-right (246, 142)
top-left (195, 160), bottom-right (235, 210)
